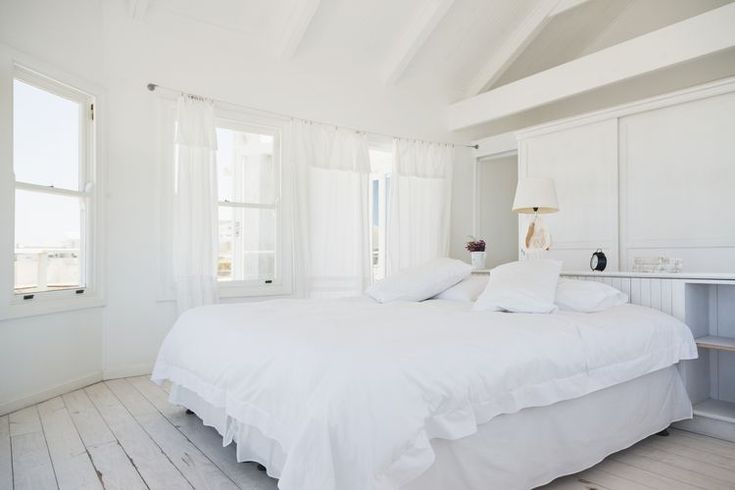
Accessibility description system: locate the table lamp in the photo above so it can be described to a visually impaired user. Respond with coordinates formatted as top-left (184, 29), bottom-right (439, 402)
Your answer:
top-left (512, 177), bottom-right (559, 254)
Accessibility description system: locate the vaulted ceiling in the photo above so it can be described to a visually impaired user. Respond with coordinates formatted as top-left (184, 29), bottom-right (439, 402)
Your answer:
top-left (126, 0), bottom-right (734, 135)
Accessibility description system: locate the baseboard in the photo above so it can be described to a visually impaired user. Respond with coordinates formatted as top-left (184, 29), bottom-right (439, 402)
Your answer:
top-left (102, 362), bottom-right (152, 380)
top-left (0, 371), bottom-right (103, 416)
top-left (674, 415), bottom-right (735, 443)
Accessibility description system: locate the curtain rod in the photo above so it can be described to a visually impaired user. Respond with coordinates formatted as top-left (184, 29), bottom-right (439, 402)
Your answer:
top-left (146, 83), bottom-right (479, 150)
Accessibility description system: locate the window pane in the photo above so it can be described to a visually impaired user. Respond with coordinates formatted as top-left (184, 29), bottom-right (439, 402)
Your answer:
top-left (369, 148), bottom-right (391, 282)
top-left (14, 190), bottom-right (83, 293)
top-left (13, 79), bottom-right (81, 190)
top-left (217, 206), bottom-right (235, 281)
top-left (216, 127), bottom-right (276, 204)
top-left (218, 206), bottom-right (276, 283)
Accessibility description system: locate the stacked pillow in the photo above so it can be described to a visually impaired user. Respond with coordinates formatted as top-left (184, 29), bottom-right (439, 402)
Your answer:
top-left (474, 259), bottom-right (563, 313)
top-left (368, 257), bottom-right (628, 313)
top-left (366, 257), bottom-right (472, 303)
top-left (434, 275), bottom-right (489, 303)
top-left (472, 260), bottom-right (628, 313)
top-left (554, 277), bottom-right (628, 313)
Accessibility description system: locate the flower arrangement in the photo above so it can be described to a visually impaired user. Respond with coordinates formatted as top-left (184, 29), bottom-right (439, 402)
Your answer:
top-left (465, 236), bottom-right (486, 253)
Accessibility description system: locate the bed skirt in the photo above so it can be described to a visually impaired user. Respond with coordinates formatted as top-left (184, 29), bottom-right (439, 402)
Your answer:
top-left (166, 365), bottom-right (691, 490)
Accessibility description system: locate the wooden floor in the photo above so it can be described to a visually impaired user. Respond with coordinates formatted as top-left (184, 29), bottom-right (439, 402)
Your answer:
top-left (2, 377), bottom-right (735, 490)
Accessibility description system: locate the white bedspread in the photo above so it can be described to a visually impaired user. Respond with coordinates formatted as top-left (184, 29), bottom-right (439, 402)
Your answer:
top-left (151, 299), bottom-right (697, 490)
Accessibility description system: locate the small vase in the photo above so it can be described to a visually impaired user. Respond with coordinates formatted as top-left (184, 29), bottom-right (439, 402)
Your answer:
top-left (470, 251), bottom-right (486, 270)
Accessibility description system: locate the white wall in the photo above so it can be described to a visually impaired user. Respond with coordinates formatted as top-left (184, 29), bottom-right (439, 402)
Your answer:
top-left (475, 155), bottom-right (518, 268)
top-left (0, 0), bottom-right (456, 411)
top-left (449, 146), bottom-right (475, 260)
top-left (515, 80), bottom-right (735, 273)
top-left (0, 0), bottom-right (106, 414)
top-left (519, 119), bottom-right (619, 271)
top-left (0, 309), bottom-right (103, 414)
top-left (619, 91), bottom-right (735, 271)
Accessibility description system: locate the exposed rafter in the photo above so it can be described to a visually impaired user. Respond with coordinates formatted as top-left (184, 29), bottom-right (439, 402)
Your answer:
top-left (549, 0), bottom-right (594, 17)
top-left (449, 2), bottom-right (735, 130)
top-left (279, 0), bottom-right (321, 59)
top-left (382, 0), bottom-right (455, 85)
top-left (463, 0), bottom-right (560, 97)
top-left (127, 0), bottom-right (152, 20)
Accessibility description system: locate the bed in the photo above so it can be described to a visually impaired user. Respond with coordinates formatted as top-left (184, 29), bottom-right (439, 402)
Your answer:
top-left (151, 297), bottom-right (697, 490)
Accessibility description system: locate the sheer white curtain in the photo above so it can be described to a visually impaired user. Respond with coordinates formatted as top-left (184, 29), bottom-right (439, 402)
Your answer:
top-left (292, 120), bottom-right (371, 297)
top-left (387, 139), bottom-right (453, 274)
top-left (173, 96), bottom-right (219, 314)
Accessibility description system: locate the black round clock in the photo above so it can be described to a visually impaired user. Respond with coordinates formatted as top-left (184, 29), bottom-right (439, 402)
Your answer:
top-left (590, 249), bottom-right (607, 271)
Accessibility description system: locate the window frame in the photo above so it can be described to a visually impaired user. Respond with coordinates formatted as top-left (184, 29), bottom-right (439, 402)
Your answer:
top-left (368, 141), bottom-right (393, 283)
top-left (1, 62), bottom-right (103, 319)
top-left (215, 117), bottom-right (285, 295)
top-left (215, 104), bottom-right (294, 301)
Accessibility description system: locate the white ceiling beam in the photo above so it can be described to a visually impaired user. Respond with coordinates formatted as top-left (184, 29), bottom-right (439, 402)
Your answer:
top-left (279, 0), bottom-right (321, 59)
top-left (127, 0), bottom-right (152, 20)
top-left (382, 0), bottom-right (455, 85)
top-left (548, 0), bottom-right (594, 17)
top-left (463, 0), bottom-right (560, 97)
top-left (449, 2), bottom-right (735, 131)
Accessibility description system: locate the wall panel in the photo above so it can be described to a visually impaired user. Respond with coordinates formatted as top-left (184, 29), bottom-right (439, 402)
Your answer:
top-left (516, 82), bottom-right (735, 274)
top-left (519, 119), bottom-right (618, 271)
top-left (619, 91), bottom-right (735, 272)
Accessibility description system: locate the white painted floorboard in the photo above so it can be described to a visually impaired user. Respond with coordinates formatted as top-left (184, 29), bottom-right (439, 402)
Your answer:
top-left (62, 389), bottom-right (147, 490)
top-left (0, 415), bottom-right (12, 490)
top-left (37, 397), bottom-right (102, 490)
top-left (9, 406), bottom-right (58, 490)
top-left (4, 376), bottom-right (735, 490)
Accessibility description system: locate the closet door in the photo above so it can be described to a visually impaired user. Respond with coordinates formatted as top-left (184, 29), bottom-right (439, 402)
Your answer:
top-left (519, 119), bottom-right (618, 271)
top-left (619, 92), bottom-right (735, 272)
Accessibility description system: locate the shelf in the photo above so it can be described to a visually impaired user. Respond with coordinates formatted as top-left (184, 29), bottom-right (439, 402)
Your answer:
top-left (471, 270), bottom-right (735, 281)
top-left (562, 271), bottom-right (735, 281)
top-left (695, 336), bottom-right (735, 352)
top-left (693, 398), bottom-right (735, 424)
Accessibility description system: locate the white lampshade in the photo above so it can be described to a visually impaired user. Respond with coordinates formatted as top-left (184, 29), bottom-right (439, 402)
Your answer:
top-left (512, 177), bottom-right (559, 214)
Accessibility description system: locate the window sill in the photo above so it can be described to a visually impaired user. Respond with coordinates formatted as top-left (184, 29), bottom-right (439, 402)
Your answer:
top-left (0, 294), bottom-right (105, 321)
top-left (155, 283), bottom-right (293, 303)
top-left (218, 283), bottom-right (292, 299)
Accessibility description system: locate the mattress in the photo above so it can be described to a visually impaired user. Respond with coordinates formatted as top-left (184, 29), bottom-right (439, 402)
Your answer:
top-left (152, 298), bottom-right (697, 490)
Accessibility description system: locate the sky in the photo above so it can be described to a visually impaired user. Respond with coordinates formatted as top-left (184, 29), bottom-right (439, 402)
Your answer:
top-left (13, 79), bottom-right (82, 249)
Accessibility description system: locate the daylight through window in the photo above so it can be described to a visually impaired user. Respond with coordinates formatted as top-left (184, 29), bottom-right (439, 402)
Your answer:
top-left (13, 70), bottom-right (95, 296)
top-left (215, 123), bottom-right (281, 286)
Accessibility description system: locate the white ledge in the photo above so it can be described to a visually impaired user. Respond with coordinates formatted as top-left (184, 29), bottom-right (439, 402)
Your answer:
top-left (449, 2), bottom-right (735, 130)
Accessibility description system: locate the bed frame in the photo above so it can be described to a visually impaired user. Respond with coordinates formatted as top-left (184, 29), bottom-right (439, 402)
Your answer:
top-left (562, 271), bottom-right (735, 442)
top-left (472, 269), bottom-right (735, 442)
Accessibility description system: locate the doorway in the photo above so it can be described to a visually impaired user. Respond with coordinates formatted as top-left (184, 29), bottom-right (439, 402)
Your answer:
top-left (475, 154), bottom-right (518, 268)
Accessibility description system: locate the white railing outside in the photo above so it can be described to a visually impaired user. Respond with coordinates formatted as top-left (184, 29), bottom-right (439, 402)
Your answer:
top-left (14, 248), bottom-right (81, 292)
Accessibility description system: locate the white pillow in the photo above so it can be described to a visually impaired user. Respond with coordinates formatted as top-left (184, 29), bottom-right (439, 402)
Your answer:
top-left (473, 260), bottom-right (562, 313)
top-left (434, 275), bottom-right (489, 302)
top-left (367, 258), bottom-right (472, 303)
top-left (555, 278), bottom-right (628, 312)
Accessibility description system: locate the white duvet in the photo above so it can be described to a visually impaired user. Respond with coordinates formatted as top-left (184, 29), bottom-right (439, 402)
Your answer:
top-left (152, 298), bottom-right (697, 490)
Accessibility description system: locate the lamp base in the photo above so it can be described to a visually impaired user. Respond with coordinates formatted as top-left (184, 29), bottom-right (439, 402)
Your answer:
top-left (524, 215), bottom-right (551, 253)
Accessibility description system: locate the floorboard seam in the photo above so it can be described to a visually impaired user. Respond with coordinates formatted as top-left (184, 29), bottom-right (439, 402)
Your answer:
top-left (8, 417), bottom-right (14, 490)
top-left (73, 387), bottom-right (151, 489)
top-left (102, 381), bottom-right (195, 489)
top-left (125, 377), bottom-right (242, 489)
top-left (36, 405), bottom-right (61, 490)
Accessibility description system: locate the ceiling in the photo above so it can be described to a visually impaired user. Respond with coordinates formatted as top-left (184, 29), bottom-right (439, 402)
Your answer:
top-left (494, 0), bottom-right (734, 89)
top-left (131, 0), bottom-right (734, 114)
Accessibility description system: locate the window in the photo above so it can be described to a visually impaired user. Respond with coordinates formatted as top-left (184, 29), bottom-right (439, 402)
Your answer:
top-left (215, 120), bottom-right (284, 292)
top-left (369, 147), bottom-right (392, 281)
top-left (12, 67), bottom-right (95, 300)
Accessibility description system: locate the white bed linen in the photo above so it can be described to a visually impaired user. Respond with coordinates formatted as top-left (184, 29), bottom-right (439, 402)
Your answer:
top-left (404, 365), bottom-right (690, 490)
top-left (168, 365), bottom-right (691, 490)
top-left (152, 298), bottom-right (696, 490)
